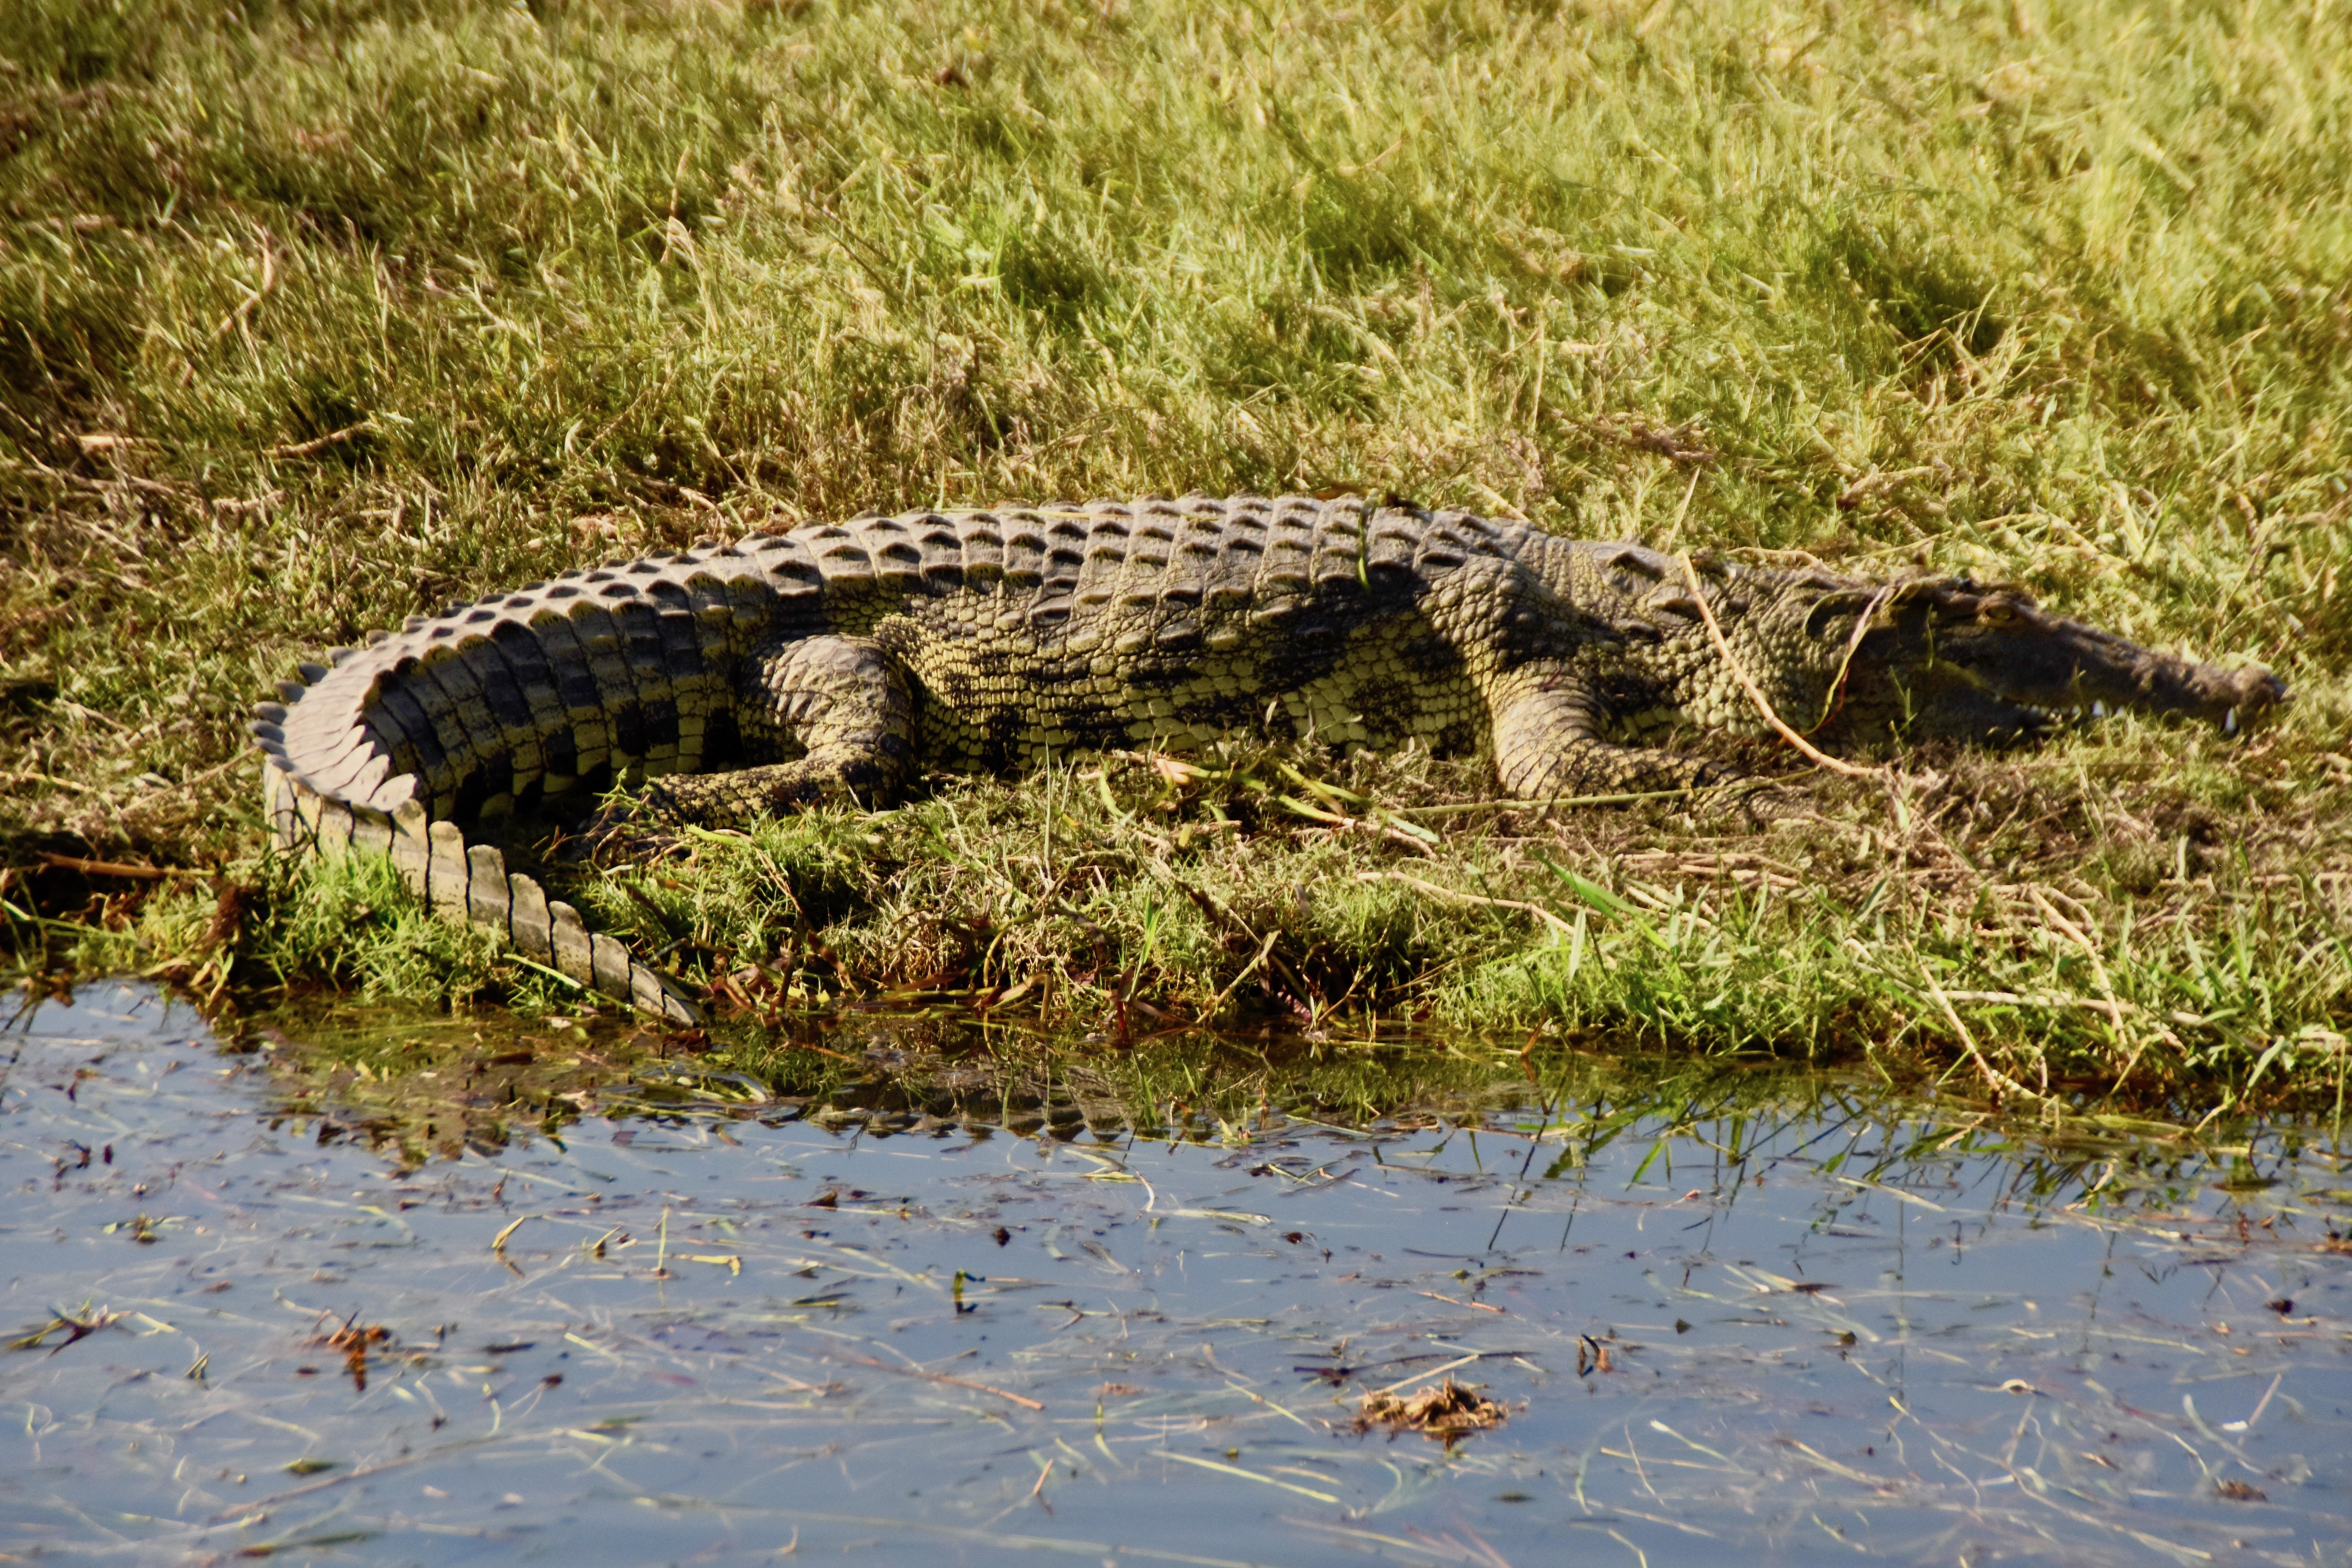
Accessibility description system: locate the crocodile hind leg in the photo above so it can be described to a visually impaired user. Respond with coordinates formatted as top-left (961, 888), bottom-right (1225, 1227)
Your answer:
top-left (1485, 663), bottom-right (1729, 800)
top-left (594, 635), bottom-right (914, 845)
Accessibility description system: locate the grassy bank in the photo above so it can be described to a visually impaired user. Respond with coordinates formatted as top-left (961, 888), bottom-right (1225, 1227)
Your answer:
top-left (4, 0), bottom-right (2349, 1106)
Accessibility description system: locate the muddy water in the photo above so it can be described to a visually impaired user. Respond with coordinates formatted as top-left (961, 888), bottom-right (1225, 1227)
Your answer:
top-left (5, 984), bottom-right (2351, 1566)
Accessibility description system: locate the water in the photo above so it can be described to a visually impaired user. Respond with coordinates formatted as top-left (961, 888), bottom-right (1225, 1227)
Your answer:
top-left (5, 984), bottom-right (2350, 1565)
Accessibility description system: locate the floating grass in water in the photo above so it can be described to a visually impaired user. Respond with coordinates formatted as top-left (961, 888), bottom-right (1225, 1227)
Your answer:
top-left (8, 982), bottom-right (2351, 1564)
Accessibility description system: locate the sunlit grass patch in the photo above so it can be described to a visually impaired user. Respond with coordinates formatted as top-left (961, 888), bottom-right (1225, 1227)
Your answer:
top-left (2, 0), bottom-right (2348, 1098)
top-left (31, 735), bottom-right (2334, 1117)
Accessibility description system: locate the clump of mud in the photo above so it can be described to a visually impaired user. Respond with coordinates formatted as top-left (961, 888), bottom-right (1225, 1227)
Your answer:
top-left (1354, 1378), bottom-right (1511, 1443)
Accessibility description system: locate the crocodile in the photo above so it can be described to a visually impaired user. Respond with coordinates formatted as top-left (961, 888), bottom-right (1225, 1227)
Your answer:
top-left (249, 493), bottom-right (2286, 1023)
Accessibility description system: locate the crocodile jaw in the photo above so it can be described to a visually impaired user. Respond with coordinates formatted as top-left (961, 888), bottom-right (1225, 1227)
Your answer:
top-left (1929, 587), bottom-right (2284, 734)
top-left (1873, 581), bottom-right (2288, 739)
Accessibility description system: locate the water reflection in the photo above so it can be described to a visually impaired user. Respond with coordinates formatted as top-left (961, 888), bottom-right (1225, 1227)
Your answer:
top-left (5, 984), bottom-right (2349, 1565)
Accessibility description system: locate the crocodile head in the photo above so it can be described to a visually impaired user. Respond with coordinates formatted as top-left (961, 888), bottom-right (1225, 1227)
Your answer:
top-left (1789, 576), bottom-right (2288, 748)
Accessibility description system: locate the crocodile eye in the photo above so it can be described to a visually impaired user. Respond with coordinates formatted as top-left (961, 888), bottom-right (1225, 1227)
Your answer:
top-left (1803, 591), bottom-right (1872, 641)
top-left (1979, 599), bottom-right (2022, 626)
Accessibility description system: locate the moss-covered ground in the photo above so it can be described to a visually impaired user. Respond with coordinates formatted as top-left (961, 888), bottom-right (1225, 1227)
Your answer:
top-left (4, 0), bottom-right (2349, 1113)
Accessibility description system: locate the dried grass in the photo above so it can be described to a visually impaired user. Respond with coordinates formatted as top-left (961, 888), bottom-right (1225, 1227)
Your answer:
top-left (2, 0), bottom-right (2348, 1098)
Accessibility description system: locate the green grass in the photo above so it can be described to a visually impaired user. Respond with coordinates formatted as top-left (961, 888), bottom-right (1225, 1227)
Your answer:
top-left (4, 0), bottom-right (2350, 1109)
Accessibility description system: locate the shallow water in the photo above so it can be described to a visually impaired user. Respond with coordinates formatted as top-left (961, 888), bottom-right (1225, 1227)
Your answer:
top-left (5, 985), bottom-right (2351, 1566)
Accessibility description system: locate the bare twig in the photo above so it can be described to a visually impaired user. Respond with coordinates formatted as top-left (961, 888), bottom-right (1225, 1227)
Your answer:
top-left (1, 769), bottom-right (95, 795)
top-left (266, 419), bottom-right (376, 460)
top-left (35, 851), bottom-right (183, 881)
top-left (1676, 550), bottom-right (1880, 778)
top-left (1922, 971), bottom-right (2046, 1104)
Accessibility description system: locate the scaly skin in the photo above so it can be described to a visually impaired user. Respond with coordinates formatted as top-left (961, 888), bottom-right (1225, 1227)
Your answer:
top-left (249, 493), bottom-right (2287, 1021)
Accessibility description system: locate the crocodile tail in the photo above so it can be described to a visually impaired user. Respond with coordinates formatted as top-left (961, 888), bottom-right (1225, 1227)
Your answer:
top-left (238, 538), bottom-right (832, 1026)
top-left (256, 750), bottom-right (701, 1024)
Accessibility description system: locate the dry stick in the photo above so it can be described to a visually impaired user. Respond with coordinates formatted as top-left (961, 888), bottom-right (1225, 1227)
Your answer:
top-left (1810, 581), bottom-right (1902, 733)
top-left (1674, 550), bottom-right (1881, 779)
top-left (1661, 464), bottom-right (1702, 553)
top-left (490, 1213), bottom-right (530, 1278)
top-left (1922, 971), bottom-right (2045, 1104)
top-left (36, 851), bottom-right (182, 881)
top-left (1417, 1290), bottom-right (1506, 1314)
top-left (1938, 988), bottom-right (2141, 1022)
top-left (1355, 870), bottom-right (1575, 937)
top-left (1365, 1351), bottom-right (1486, 1397)
top-left (0, 769), bottom-right (94, 795)
top-left (1279, 794), bottom-right (1436, 857)
top-left (490, 1214), bottom-right (530, 1255)
top-left (266, 419), bottom-right (376, 460)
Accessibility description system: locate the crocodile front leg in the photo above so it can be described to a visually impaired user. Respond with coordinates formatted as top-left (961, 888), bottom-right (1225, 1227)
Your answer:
top-left (1427, 556), bottom-right (1730, 801)
top-left (603, 634), bottom-right (916, 840)
top-left (1486, 662), bottom-right (1728, 799)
